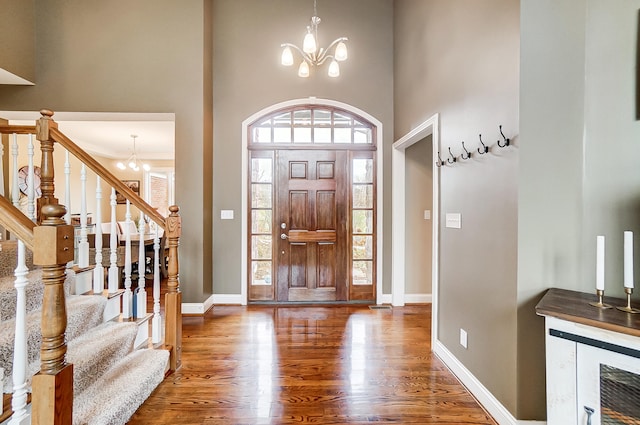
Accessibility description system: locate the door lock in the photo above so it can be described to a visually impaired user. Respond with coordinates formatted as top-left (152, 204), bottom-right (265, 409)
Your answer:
top-left (281, 223), bottom-right (287, 229)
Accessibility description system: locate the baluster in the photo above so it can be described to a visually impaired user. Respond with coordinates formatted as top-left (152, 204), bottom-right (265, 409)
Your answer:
top-left (11, 134), bottom-right (19, 209)
top-left (31, 204), bottom-right (74, 424)
top-left (165, 205), bottom-right (182, 370)
top-left (137, 214), bottom-right (147, 318)
top-left (64, 151), bottom-right (71, 224)
top-left (107, 188), bottom-right (119, 294)
top-left (151, 221), bottom-right (162, 343)
top-left (122, 200), bottom-right (133, 319)
top-left (26, 135), bottom-right (35, 221)
top-left (10, 240), bottom-right (29, 425)
top-left (77, 164), bottom-right (89, 268)
top-left (0, 139), bottom-right (5, 240)
top-left (93, 176), bottom-right (104, 294)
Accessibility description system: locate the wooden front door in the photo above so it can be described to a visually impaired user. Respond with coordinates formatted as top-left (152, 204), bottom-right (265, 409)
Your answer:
top-left (276, 150), bottom-right (348, 302)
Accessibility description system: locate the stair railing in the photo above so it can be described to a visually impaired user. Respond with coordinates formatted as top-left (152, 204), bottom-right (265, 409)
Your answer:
top-left (0, 109), bottom-right (183, 422)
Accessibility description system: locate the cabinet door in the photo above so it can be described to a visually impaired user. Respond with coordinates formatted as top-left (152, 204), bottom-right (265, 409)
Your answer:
top-left (577, 344), bottom-right (640, 425)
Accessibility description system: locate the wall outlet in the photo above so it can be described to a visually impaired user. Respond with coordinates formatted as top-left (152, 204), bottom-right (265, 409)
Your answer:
top-left (460, 328), bottom-right (468, 349)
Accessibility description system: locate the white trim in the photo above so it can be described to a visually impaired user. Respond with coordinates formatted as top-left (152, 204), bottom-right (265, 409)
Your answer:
top-left (404, 293), bottom-right (432, 304)
top-left (433, 340), bottom-right (542, 425)
top-left (379, 293), bottom-right (392, 304)
top-left (392, 114), bottom-right (440, 347)
top-left (212, 294), bottom-right (244, 305)
top-left (181, 294), bottom-right (215, 315)
top-left (241, 97), bottom-right (384, 305)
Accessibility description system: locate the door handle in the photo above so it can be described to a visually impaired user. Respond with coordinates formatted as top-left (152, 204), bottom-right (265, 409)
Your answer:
top-left (281, 233), bottom-right (289, 240)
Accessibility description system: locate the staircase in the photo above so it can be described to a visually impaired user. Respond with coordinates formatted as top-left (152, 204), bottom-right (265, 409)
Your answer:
top-left (0, 111), bottom-right (183, 425)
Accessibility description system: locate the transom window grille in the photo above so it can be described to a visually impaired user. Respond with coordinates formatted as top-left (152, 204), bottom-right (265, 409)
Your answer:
top-left (249, 107), bottom-right (374, 145)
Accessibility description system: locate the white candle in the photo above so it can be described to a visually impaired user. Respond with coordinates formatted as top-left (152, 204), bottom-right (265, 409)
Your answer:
top-left (596, 236), bottom-right (605, 291)
top-left (624, 231), bottom-right (634, 288)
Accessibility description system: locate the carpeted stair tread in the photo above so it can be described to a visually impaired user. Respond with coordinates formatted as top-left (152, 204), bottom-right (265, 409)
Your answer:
top-left (0, 269), bottom-right (45, 321)
top-left (0, 242), bottom-right (34, 279)
top-left (67, 321), bottom-right (138, 395)
top-left (73, 348), bottom-right (169, 425)
top-left (0, 295), bottom-right (106, 392)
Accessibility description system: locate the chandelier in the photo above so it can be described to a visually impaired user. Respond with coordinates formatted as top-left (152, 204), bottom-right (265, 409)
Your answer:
top-left (280, 0), bottom-right (348, 78)
top-left (116, 134), bottom-right (150, 172)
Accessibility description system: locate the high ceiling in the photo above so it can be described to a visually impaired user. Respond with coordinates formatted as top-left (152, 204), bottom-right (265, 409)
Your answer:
top-left (0, 111), bottom-right (175, 161)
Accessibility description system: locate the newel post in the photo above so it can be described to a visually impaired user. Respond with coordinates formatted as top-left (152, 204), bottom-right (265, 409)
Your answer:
top-left (165, 205), bottom-right (182, 371)
top-left (31, 204), bottom-right (74, 425)
top-left (35, 109), bottom-right (59, 224)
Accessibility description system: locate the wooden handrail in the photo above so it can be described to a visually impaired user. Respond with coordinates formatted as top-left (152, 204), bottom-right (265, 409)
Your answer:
top-left (0, 125), bottom-right (37, 135)
top-left (49, 127), bottom-right (167, 229)
top-left (0, 196), bottom-right (35, 250)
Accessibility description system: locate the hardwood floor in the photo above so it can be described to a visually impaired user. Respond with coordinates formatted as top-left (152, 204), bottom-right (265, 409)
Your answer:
top-left (128, 304), bottom-right (497, 425)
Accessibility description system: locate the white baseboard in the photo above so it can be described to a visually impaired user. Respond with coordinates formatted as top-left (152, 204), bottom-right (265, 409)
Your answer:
top-left (212, 293), bottom-right (243, 305)
top-left (433, 340), bottom-right (546, 425)
top-left (405, 293), bottom-right (432, 303)
top-left (181, 294), bottom-right (215, 314)
top-left (379, 294), bottom-right (392, 304)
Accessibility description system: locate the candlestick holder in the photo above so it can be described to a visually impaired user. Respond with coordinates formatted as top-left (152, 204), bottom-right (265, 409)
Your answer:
top-left (589, 289), bottom-right (612, 309)
top-left (616, 287), bottom-right (640, 314)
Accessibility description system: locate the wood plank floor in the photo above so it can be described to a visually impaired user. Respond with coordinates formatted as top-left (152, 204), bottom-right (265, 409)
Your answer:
top-left (128, 304), bottom-right (497, 425)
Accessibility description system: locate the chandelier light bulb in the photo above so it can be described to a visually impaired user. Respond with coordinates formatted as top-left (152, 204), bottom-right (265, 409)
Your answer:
top-left (328, 59), bottom-right (340, 77)
top-left (335, 41), bottom-right (348, 61)
top-left (281, 46), bottom-right (294, 66)
top-left (143, 163), bottom-right (151, 172)
top-left (116, 162), bottom-right (126, 170)
top-left (303, 29), bottom-right (317, 54)
top-left (298, 61), bottom-right (310, 77)
top-left (129, 160), bottom-right (137, 169)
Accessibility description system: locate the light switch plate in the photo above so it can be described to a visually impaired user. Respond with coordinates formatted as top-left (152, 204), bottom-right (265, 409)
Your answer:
top-left (445, 213), bottom-right (461, 229)
top-left (424, 210), bottom-right (431, 220)
top-left (221, 210), bottom-right (234, 220)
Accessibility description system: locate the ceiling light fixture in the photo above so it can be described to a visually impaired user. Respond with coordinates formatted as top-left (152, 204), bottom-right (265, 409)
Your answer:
top-left (116, 134), bottom-right (150, 172)
top-left (280, 0), bottom-right (348, 78)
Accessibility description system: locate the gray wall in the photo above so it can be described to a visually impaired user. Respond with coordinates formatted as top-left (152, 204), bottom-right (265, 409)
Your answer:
top-left (519, 0), bottom-right (640, 419)
top-left (405, 136), bottom-right (432, 295)
top-left (394, 0), bottom-right (520, 417)
top-left (0, 0), bottom-right (213, 304)
top-left (0, 0), bottom-right (35, 82)
top-left (212, 0), bottom-right (394, 295)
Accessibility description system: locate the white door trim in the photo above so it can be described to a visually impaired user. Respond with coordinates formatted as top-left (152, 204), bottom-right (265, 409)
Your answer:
top-left (392, 114), bottom-right (439, 344)
top-left (241, 97), bottom-right (384, 305)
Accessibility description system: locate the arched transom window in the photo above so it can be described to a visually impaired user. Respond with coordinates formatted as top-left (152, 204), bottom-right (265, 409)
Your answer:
top-left (249, 106), bottom-right (374, 146)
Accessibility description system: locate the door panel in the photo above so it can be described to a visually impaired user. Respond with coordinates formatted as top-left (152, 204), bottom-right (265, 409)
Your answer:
top-left (277, 150), bottom-right (348, 302)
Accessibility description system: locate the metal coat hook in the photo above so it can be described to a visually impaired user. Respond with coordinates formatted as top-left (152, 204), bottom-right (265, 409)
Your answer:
top-left (435, 151), bottom-right (445, 167)
top-left (477, 134), bottom-right (489, 154)
top-left (497, 125), bottom-right (510, 148)
top-left (461, 141), bottom-right (471, 160)
top-left (447, 147), bottom-right (457, 164)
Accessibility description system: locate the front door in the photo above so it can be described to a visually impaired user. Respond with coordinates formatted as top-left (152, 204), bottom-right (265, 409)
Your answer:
top-left (276, 150), bottom-right (348, 301)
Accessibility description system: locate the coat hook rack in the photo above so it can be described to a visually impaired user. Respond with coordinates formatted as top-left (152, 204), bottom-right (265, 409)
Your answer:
top-left (461, 141), bottom-right (471, 160)
top-left (435, 151), bottom-right (445, 167)
top-left (497, 125), bottom-right (510, 148)
top-left (477, 134), bottom-right (489, 154)
top-left (447, 147), bottom-right (457, 164)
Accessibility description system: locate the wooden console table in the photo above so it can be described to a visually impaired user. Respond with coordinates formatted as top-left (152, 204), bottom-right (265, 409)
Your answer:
top-left (536, 288), bottom-right (640, 424)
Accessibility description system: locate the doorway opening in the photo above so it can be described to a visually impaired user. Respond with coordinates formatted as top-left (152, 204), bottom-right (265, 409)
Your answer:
top-left (242, 100), bottom-right (382, 304)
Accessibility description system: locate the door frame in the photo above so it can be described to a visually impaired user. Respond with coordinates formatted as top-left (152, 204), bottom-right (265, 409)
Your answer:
top-left (392, 113), bottom-right (439, 346)
top-left (241, 97), bottom-right (384, 305)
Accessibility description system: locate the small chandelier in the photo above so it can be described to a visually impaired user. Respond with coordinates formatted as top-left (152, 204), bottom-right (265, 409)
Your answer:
top-left (280, 0), bottom-right (348, 78)
top-left (117, 134), bottom-right (150, 172)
